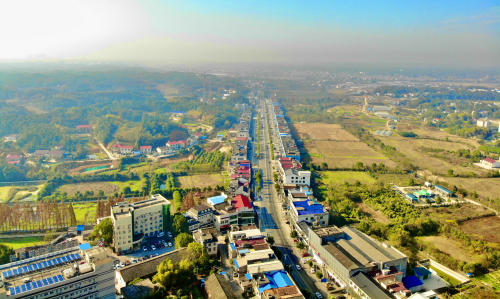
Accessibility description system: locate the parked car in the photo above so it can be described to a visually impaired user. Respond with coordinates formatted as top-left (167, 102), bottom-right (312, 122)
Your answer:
top-left (119, 262), bottom-right (125, 267)
top-left (131, 259), bottom-right (137, 264)
top-left (296, 265), bottom-right (301, 271)
top-left (167, 231), bottom-right (173, 237)
top-left (143, 246), bottom-right (148, 252)
top-left (151, 245), bottom-right (156, 251)
top-left (157, 231), bottom-right (165, 237)
top-left (301, 253), bottom-right (310, 257)
top-left (168, 242), bottom-right (173, 247)
top-left (315, 292), bottom-right (322, 299)
top-left (310, 268), bottom-right (316, 274)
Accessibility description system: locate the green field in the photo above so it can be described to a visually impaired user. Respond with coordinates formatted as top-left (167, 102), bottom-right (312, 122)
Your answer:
top-left (476, 271), bottom-right (500, 290)
top-left (320, 171), bottom-right (376, 185)
top-left (72, 202), bottom-right (96, 224)
top-left (428, 265), bottom-right (462, 286)
top-left (0, 186), bottom-right (14, 202)
top-left (109, 181), bottom-right (142, 192)
top-left (0, 237), bottom-right (48, 249)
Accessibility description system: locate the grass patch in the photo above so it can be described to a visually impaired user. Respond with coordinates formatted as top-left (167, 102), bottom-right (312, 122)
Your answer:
top-left (320, 171), bottom-right (376, 185)
top-left (0, 186), bottom-right (14, 202)
top-left (0, 237), bottom-right (48, 249)
top-left (109, 181), bottom-right (142, 192)
top-left (428, 265), bottom-right (462, 286)
top-left (72, 203), bottom-right (96, 224)
top-left (476, 271), bottom-right (500, 290)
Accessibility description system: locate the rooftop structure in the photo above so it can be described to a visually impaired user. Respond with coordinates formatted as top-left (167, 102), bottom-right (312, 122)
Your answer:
top-left (349, 272), bottom-right (393, 299)
top-left (204, 273), bottom-right (237, 299)
top-left (207, 193), bottom-right (228, 206)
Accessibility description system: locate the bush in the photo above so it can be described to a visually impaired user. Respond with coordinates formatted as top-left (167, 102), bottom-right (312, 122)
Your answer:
top-left (398, 131), bottom-right (417, 137)
top-left (290, 231), bottom-right (297, 238)
top-left (316, 272), bottom-right (323, 279)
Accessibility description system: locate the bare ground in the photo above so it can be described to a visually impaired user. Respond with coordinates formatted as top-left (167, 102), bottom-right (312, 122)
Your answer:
top-left (419, 235), bottom-right (473, 263)
top-left (460, 216), bottom-right (500, 245)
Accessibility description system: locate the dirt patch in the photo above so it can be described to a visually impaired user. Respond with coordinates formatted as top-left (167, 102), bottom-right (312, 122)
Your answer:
top-left (460, 216), bottom-right (500, 244)
top-left (356, 203), bottom-right (390, 224)
top-left (58, 182), bottom-right (119, 196)
top-left (420, 235), bottom-right (473, 263)
top-left (219, 146), bottom-right (231, 154)
top-left (177, 174), bottom-right (224, 189)
top-left (445, 177), bottom-right (500, 204)
top-left (422, 204), bottom-right (495, 223)
top-left (294, 123), bottom-right (358, 141)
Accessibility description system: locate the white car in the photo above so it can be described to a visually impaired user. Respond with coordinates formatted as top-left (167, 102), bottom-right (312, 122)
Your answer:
top-left (143, 246), bottom-right (148, 252)
top-left (168, 242), bottom-right (173, 247)
top-left (115, 265), bottom-right (121, 269)
top-left (157, 232), bottom-right (165, 237)
top-left (167, 232), bottom-right (173, 237)
top-left (119, 262), bottom-right (125, 267)
top-left (310, 268), bottom-right (316, 274)
top-left (131, 259), bottom-right (137, 264)
top-left (315, 293), bottom-right (322, 299)
top-left (295, 265), bottom-right (301, 271)
top-left (151, 245), bottom-right (156, 251)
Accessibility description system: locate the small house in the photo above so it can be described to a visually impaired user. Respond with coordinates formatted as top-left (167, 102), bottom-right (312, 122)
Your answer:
top-left (480, 158), bottom-right (500, 169)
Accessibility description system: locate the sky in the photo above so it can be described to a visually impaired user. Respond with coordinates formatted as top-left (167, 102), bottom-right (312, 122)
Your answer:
top-left (0, 0), bottom-right (499, 67)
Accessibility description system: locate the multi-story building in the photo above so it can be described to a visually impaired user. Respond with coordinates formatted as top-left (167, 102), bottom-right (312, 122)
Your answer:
top-left (192, 227), bottom-right (219, 256)
top-left (212, 202), bottom-right (239, 232)
top-left (139, 146), bottom-right (152, 154)
top-left (282, 169), bottom-right (311, 186)
top-left (110, 195), bottom-right (171, 254)
top-left (0, 244), bottom-right (114, 299)
top-left (187, 204), bottom-right (214, 228)
top-left (233, 195), bottom-right (255, 226)
top-left (288, 192), bottom-right (328, 226)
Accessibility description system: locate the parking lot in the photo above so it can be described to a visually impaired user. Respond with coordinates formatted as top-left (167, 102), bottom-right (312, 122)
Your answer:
top-left (112, 233), bottom-right (177, 267)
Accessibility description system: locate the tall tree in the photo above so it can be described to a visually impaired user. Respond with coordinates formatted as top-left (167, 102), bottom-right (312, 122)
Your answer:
top-left (68, 201), bottom-right (77, 226)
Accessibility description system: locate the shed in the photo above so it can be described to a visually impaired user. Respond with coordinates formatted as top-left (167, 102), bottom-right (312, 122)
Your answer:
top-left (435, 185), bottom-right (453, 196)
top-left (76, 225), bottom-right (85, 235)
top-left (402, 275), bottom-right (424, 292)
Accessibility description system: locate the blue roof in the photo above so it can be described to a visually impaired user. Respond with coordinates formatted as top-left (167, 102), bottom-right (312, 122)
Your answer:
top-left (258, 270), bottom-right (294, 293)
top-left (76, 225), bottom-right (84, 231)
top-left (293, 200), bottom-right (325, 216)
top-left (230, 243), bottom-right (236, 250)
top-left (238, 249), bottom-right (250, 254)
top-left (78, 243), bottom-right (91, 251)
top-left (233, 259), bottom-right (239, 269)
top-left (208, 195), bottom-right (227, 206)
top-left (435, 185), bottom-right (452, 194)
top-left (217, 135), bottom-right (224, 137)
top-left (245, 273), bottom-right (252, 280)
top-left (413, 267), bottom-right (432, 276)
top-left (402, 275), bottom-right (424, 288)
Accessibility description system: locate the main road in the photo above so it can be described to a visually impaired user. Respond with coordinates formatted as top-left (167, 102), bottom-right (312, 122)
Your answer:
top-left (253, 99), bottom-right (325, 297)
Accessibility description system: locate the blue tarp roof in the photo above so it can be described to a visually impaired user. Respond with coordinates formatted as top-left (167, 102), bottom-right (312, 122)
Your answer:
top-left (245, 273), bottom-right (252, 280)
top-left (238, 249), bottom-right (250, 254)
top-left (258, 270), bottom-right (294, 293)
top-left (233, 259), bottom-right (239, 269)
top-left (413, 267), bottom-right (432, 276)
top-left (293, 200), bottom-right (325, 216)
top-left (230, 243), bottom-right (236, 250)
top-left (76, 225), bottom-right (84, 232)
top-left (78, 243), bottom-right (91, 251)
top-left (402, 275), bottom-right (424, 288)
top-left (217, 135), bottom-right (224, 137)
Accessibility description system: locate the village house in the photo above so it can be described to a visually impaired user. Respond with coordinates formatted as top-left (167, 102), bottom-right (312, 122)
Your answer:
top-left (6, 154), bottom-right (21, 164)
top-left (192, 227), bottom-right (219, 256)
top-left (480, 157), bottom-right (500, 169)
top-left (3, 134), bottom-right (18, 142)
top-left (139, 146), bottom-right (152, 154)
top-left (48, 150), bottom-right (63, 159)
top-left (111, 144), bottom-right (134, 155)
top-left (76, 124), bottom-right (93, 131)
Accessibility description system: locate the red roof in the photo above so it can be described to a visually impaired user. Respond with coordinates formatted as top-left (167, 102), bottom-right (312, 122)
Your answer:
top-left (234, 195), bottom-right (251, 210)
top-left (7, 161), bottom-right (19, 164)
top-left (111, 144), bottom-right (122, 148)
top-left (167, 141), bottom-right (179, 145)
top-left (178, 140), bottom-right (188, 144)
top-left (195, 132), bottom-right (202, 136)
top-left (6, 154), bottom-right (21, 159)
top-left (483, 158), bottom-right (498, 164)
top-left (236, 137), bottom-right (248, 141)
top-left (230, 174), bottom-right (239, 179)
top-left (239, 160), bottom-right (250, 164)
top-left (140, 146), bottom-right (152, 149)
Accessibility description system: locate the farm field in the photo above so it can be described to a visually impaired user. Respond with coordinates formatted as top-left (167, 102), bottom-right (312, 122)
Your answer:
top-left (460, 216), bottom-right (500, 245)
top-left (72, 202), bottom-right (96, 224)
top-left (0, 237), bottom-right (48, 249)
top-left (58, 182), bottom-right (120, 196)
top-left (374, 134), bottom-right (485, 175)
top-left (0, 185), bottom-right (43, 202)
top-left (445, 177), bottom-right (500, 204)
top-left (419, 235), bottom-right (473, 263)
top-left (177, 173), bottom-right (224, 189)
top-left (0, 186), bottom-right (14, 202)
top-left (422, 204), bottom-right (494, 224)
top-left (476, 271), bottom-right (500, 291)
top-left (295, 123), bottom-right (358, 141)
top-left (320, 171), bottom-right (376, 185)
top-left (109, 181), bottom-right (142, 192)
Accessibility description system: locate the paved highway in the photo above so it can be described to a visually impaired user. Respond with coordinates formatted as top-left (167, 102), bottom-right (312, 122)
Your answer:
top-left (253, 99), bottom-right (325, 297)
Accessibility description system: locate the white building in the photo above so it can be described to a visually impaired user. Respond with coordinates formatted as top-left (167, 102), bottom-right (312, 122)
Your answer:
top-left (283, 169), bottom-right (311, 186)
top-left (187, 204), bottom-right (214, 228)
top-left (139, 146), bottom-right (152, 154)
top-left (156, 146), bottom-right (173, 155)
top-left (477, 118), bottom-right (491, 128)
top-left (480, 158), bottom-right (500, 169)
top-left (3, 134), bottom-right (18, 142)
top-left (110, 195), bottom-right (171, 253)
top-left (0, 244), bottom-right (114, 299)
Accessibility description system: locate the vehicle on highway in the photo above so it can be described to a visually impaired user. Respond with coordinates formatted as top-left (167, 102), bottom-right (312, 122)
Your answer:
top-left (151, 245), bottom-right (156, 251)
top-left (315, 292), bottom-right (322, 299)
top-left (143, 246), bottom-right (148, 252)
top-left (296, 265), bottom-right (301, 271)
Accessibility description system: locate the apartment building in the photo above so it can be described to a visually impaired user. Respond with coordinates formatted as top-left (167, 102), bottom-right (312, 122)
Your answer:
top-left (110, 194), bottom-right (171, 254)
top-left (187, 204), bottom-right (214, 228)
top-left (0, 244), bottom-right (114, 299)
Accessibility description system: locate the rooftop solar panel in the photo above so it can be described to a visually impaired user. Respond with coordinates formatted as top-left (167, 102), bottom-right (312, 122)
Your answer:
top-left (31, 281), bottom-right (38, 289)
top-left (36, 281), bottom-right (42, 288)
top-left (47, 277), bottom-right (54, 284)
top-left (26, 283), bottom-right (32, 291)
top-left (42, 278), bottom-right (48, 286)
top-left (13, 269), bottom-right (18, 275)
top-left (57, 274), bottom-right (63, 281)
top-left (23, 266), bottom-right (28, 272)
top-left (47, 260), bottom-right (53, 266)
top-left (21, 284), bottom-right (26, 292)
top-left (28, 265), bottom-right (33, 271)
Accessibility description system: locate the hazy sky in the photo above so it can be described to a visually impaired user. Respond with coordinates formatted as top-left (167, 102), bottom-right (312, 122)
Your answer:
top-left (1, 0), bottom-right (499, 66)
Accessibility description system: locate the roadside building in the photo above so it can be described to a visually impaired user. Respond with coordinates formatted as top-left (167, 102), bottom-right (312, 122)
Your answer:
top-left (156, 146), bottom-right (172, 155)
top-left (289, 198), bottom-right (328, 226)
top-left (212, 202), bottom-right (239, 232)
top-left (110, 194), bottom-right (171, 253)
top-left (48, 150), bottom-right (63, 159)
top-left (476, 118), bottom-right (491, 128)
top-left (282, 169), bottom-right (311, 186)
top-left (193, 227), bottom-right (219, 256)
top-left (233, 195), bottom-right (255, 226)
top-left (4, 134), bottom-right (18, 142)
top-left (373, 106), bottom-right (393, 112)
top-left (480, 157), bottom-right (500, 169)
top-left (139, 146), bottom-right (152, 154)
top-left (32, 150), bottom-right (49, 157)
top-left (0, 244), bottom-right (114, 299)
top-left (349, 272), bottom-right (393, 299)
top-left (111, 144), bottom-right (133, 155)
top-left (187, 204), bottom-right (214, 228)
